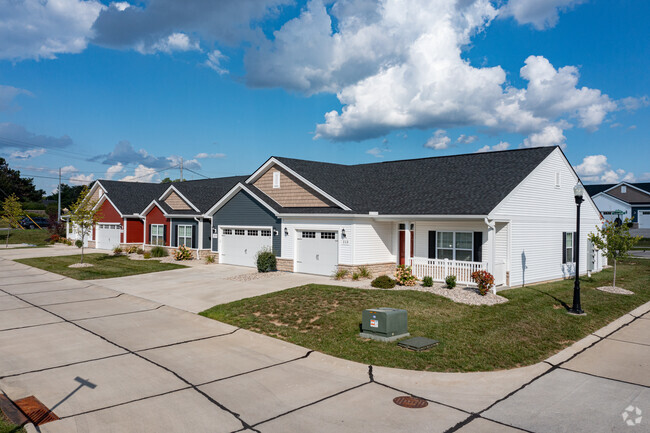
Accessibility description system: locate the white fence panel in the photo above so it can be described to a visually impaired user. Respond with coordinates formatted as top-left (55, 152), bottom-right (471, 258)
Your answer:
top-left (409, 257), bottom-right (486, 285)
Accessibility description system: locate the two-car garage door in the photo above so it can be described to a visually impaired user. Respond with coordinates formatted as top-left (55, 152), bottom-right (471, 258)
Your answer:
top-left (221, 228), bottom-right (272, 267)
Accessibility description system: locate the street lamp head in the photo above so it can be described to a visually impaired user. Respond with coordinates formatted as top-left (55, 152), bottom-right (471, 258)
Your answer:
top-left (573, 183), bottom-right (584, 199)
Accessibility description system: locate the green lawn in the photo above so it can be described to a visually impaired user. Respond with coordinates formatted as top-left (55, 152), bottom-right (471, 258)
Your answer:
top-left (1, 228), bottom-right (51, 247)
top-left (201, 259), bottom-right (650, 372)
top-left (16, 253), bottom-right (187, 280)
top-left (0, 411), bottom-right (24, 433)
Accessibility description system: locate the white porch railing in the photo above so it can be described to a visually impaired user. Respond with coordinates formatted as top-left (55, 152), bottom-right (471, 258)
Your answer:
top-left (409, 257), bottom-right (487, 285)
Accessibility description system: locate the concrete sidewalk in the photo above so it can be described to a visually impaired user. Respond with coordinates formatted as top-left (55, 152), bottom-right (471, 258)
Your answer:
top-left (0, 253), bottom-right (648, 432)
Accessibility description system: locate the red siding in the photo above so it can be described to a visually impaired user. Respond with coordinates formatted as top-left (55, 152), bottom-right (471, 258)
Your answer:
top-left (126, 219), bottom-right (144, 244)
top-left (98, 200), bottom-right (122, 223)
top-left (145, 205), bottom-right (170, 246)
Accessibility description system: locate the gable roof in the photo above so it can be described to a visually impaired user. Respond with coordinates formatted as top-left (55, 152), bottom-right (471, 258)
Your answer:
top-left (97, 180), bottom-right (168, 216)
top-left (272, 146), bottom-right (556, 215)
top-left (172, 176), bottom-right (248, 213)
top-left (585, 182), bottom-right (650, 205)
top-left (584, 184), bottom-right (615, 197)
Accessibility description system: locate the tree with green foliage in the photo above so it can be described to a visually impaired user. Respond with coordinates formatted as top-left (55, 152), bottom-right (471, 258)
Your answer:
top-left (45, 183), bottom-right (87, 209)
top-left (0, 157), bottom-right (45, 202)
top-left (588, 218), bottom-right (641, 288)
top-left (68, 186), bottom-right (102, 263)
top-left (2, 193), bottom-right (23, 248)
top-left (160, 177), bottom-right (182, 183)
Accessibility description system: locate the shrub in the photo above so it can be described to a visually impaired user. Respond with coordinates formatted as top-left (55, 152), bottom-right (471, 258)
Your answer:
top-left (371, 275), bottom-right (396, 289)
top-left (445, 275), bottom-right (457, 289)
top-left (334, 269), bottom-right (349, 280)
top-left (136, 248), bottom-right (144, 255)
top-left (471, 270), bottom-right (495, 296)
top-left (394, 264), bottom-right (418, 286)
top-left (150, 246), bottom-right (168, 258)
top-left (358, 266), bottom-right (371, 279)
top-left (127, 245), bottom-right (139, 254)
top-left (143, 252), bottom-right (152, 259)
top-left (205, 255), bottom-right (216, 264)
top-left (65, 239), bottom-right (73, 246)
top-left (352, 272), bottom-right (360, 281)
top-left (49, 234), bottom-right (60, 244)
top-left (256, 248), bottom-right (277, 272)
top-left (75, 239), bottom-right (83, 248)
top-left (422, 276), bottom-right (434, 287)
top-left (173, 245), bottom-right (194, 261)
top-left (113, 246), bottom-right (123, 255)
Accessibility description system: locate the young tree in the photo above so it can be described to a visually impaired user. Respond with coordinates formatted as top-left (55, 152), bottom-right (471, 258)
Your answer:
top-left (1, 194), bottom-right (24, 248)
top-left (68, 186), bottom-right (102, 263)
top-left (588, 218), bottom-right (641, 288)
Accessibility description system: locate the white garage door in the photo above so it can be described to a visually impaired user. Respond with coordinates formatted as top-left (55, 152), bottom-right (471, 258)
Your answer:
top-left (96, 223), bottom-right (122, 250)
top-left (639, 211), bottom-right (650, 229)
top-left (221, 227), bottom-right (273, 267)
top-left (296, 231), bottom-right (338, 276)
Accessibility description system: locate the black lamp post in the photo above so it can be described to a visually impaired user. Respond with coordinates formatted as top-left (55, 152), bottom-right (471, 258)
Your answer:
top-left (569, 183), bottom-right (585, 315)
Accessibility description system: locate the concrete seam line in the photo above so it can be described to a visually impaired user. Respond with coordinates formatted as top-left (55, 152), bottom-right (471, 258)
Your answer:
top-left (69, 306), bottom-right (164, 322)
top-left (251, 381), bottom-right (371, 428)
top-left (134, 327), bottom-right (240, 353)
top-left (557, 367), bottom-right (650, 389)
top-left (475, 415), bottom-right (537, 433)
top-left (10, 284), bottom-right (95, 296)
top-left (194, 350), bottom-right (314, 388)
top-left (37, 294), bottom-right (122, 307)
top-left (0, 353), bottom-right (128, 380)
top-left (0, 277), bottom-right (67, 286)
top-left (57, 386), bottom-right (193, 420)
top-left (371, 379), bottom-right (472, 415)
top-left (0, 306), bottom-right (34, 312)
top-left (606, 337), bottom-right (650, 347)
top-left (0, 320), bottom-right (63, 333)
top-left (0, 287), bottom-right (255, 432)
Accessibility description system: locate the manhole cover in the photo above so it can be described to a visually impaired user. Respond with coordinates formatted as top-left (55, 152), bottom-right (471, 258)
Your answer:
top-left (393, 396), bottom-right (428, 409)
top-left (13, 396), bottom-right (59, 426)
top-left (398, 337), bottom-right (439, 352)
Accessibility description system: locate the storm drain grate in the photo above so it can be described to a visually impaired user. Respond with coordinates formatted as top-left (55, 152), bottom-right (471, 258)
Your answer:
top-left (397, 336), bottom-right (439, 352)
top-left (393, 396), bottom-right (428, 409)
top-left (13, 396), bottom-right (59, 426)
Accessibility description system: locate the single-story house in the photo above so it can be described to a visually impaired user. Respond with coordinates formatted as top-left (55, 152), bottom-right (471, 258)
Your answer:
top-left (585, 182), bottom-right (650, 228)
top-left (70, 146), bottom-right (604, 287)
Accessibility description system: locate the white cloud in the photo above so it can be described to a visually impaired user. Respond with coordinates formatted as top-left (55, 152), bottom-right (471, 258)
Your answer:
top-left (205, 50), bottom-right (228, 75)
top-left (0, 123), bottom-right (73, 150)
top-left (137, 32), bottom-right (201, 54)
top-left (9, 148), bottom-right (46, 160)
top-left (195, 152), bottom-right (226, 159)
top-left (476, 141), bottom-right (510, 153)
top-left (424, 130), bottom-right (451, 150)
top-left (110, 2), bottom-right (131, 12)
top-left (59, 165), bottom-right (95, 185)
top-left (575, 155), bottom-right (608, 177)
top-left (456, 134), bottom-right (478, 144)
top-left (521, 125), bottom-right (566, 148)
top-left (0, 0), bottom-right (104, 60)
top-left (0, 85), bottom-right (33, 111)
top-left (120, 165), bottom-right (158, 182)
top-left (574, 154), bottom-right (635, 183)
top-left (242, 1), bottom-right (619, 143)
top-left (619, 96), bottom-right (649, 111)
top-left (92, 140), bottom-right (201, 170)
top-left (366, 147), bottom-right (387, 158)
top-left (500, 0), bottom-right (587, 30)
top-left (105, 162), bottom-right (124, 180)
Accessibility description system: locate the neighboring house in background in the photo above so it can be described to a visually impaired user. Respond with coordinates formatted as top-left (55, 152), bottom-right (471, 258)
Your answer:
top-left (585, 182), bottom-right (650, 228)
top-left (68, 146), bottom-right (604, 288)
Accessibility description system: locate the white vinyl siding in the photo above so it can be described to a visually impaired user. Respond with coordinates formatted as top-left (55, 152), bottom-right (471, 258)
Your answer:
top-left (489, 148), bottom-right (603, 286)
top-left (151, 224), bottom-right (165, 246)
top-left (352, 221), bottom-right (394, 265)
top-left (178, 225), bottom-right (192, 248)
top-left (281, 218), bottom-right (352, 264)
top-left (413, 221), bottom-right (488, 262)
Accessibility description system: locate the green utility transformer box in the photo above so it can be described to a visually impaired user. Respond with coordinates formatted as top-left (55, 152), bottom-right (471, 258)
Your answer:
top-left (360, 308), bottom-right (409, 342)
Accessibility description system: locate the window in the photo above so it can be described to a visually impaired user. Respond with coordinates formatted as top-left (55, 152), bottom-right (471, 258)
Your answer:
top-left (223, 228), bottom-right (232, 235)
top-left (302, 231), bottom-right (316, 238)
top-left (437, 232), bottom-right (473, 261)
top-left (248, 230), bottom-right (258, 236)
top-left (621, 185), bottom-right (627, 193)
top-left (234, 229), bottom-right (245, 236)
top-left (273, 171), bottom-right (281, 188)
top-left (261, 230), bottom-right (272, 237)
top-left (151, 224), bottom-right (165, 246)
top-left (564, 232), bottom-right (574, 264)
top-left (178, 225), bottom-right (192, 248)
top-left (321, 232), bottom-right (336, 239)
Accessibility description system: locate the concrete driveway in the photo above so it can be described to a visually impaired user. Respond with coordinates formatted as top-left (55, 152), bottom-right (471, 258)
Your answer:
top-left (0, 248), bottom-right (648, 432)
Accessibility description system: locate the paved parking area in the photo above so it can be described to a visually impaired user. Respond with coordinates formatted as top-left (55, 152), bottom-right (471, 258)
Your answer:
top-left (0, 249), bottom-right (648, 432)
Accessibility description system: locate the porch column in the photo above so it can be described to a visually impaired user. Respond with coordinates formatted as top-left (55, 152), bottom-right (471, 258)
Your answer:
top-left (485, 218), bottom-right (496, 294)
top-left (406, 222), bottom-right (413, 265)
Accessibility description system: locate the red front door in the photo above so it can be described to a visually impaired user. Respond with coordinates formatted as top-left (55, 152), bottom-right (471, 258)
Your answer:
top-left (398, 230), bottom-right (414, 265)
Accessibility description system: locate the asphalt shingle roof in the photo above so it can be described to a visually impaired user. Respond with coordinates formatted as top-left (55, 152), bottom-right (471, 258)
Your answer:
top-left (97, 180), bottom-right (168, 216)
top-left (584, 184), bottom-right (615, 197)
top-left (274, 146), bottom-right (556, 215)
top-left (172, 176), bottom-right (248, 213)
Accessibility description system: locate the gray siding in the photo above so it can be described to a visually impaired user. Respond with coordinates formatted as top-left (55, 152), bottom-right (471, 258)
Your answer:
top-left (212, 190), bottom-right (282, 255)
top-left (170, 218), bottom-right (198, 249)
top-left (202, 220), bottom-right (212, 249)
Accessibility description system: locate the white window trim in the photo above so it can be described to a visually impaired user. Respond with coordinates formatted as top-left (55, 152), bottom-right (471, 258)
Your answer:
top-left (151, 224), bottom-right (165, 246)
top-left (178, 225), bottom-right (193, 248)
top-left (565, 232), bottom-right (574, 264)
top-left (436, 231), bottom-right (474, 262)
top-left (272, 171), bottom-right (281, 188)
top-left (621, 185), bottom-right (627, 193)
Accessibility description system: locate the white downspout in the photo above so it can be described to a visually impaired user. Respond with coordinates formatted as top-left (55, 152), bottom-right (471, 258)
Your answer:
top-left (194, 217), bottom-right (201, 260)
top-left (138, 214), bottom-right (146, 248)
top-left (484, 217), bottom-right (496, 295)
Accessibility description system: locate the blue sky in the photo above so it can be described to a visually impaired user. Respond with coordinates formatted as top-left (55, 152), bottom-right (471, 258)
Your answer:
top-left (0, 0), bottom-right (648, 193)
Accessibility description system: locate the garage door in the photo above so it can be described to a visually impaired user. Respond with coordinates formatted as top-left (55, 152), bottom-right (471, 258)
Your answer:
top-left (639, 211), bottom-right (650, 229)
top-left (221, 228), bottom-right (273, 267)
top-left (96, 223), bottom-right (122, 250)
top-left (296, 231), bottom-right (338, 276)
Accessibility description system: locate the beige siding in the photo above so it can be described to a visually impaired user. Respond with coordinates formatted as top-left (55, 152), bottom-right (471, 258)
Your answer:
top-left (90, 187), bottom-right (103, 203)
top-left (490, 148), bottom-right (603, 286)
top-left (254, 165), bottom-right (330, 207)
top-left (607, 185), bottom-right (650, 204)
top-left (165, 191), bottom-right (191, 210)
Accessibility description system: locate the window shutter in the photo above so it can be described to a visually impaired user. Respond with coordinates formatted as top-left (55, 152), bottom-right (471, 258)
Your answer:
top-left (173, 225), bottom-right (178, 247)
top-left (148, 224), bottom-right (151, 244)
top-left (163, 225), bottom-right (167, 246)
top-left (573, 231), bottom-right (577, 262)
top-left (192, 225), bottom-right (197, 249)
top-left (428, 231), bottom-right (436, 259)
top-left (562, 232), bottom-right (567, 264)
top-left (473, 232), bottom-right (482, 262)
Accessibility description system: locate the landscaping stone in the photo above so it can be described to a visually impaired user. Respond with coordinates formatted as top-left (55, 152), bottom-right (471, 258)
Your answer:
top-left (595, 285), bottom-right (634, 295)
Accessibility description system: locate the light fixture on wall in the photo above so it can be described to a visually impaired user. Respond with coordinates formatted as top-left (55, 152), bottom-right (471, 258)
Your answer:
top-left (211, 227), bottom-right (217, 235)
top-left (274, 229), bottom-right (279, 236)
top-left (284, 228), bottom-right (288, 236)
top-left (341, 229), bottom-right (346, 239)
